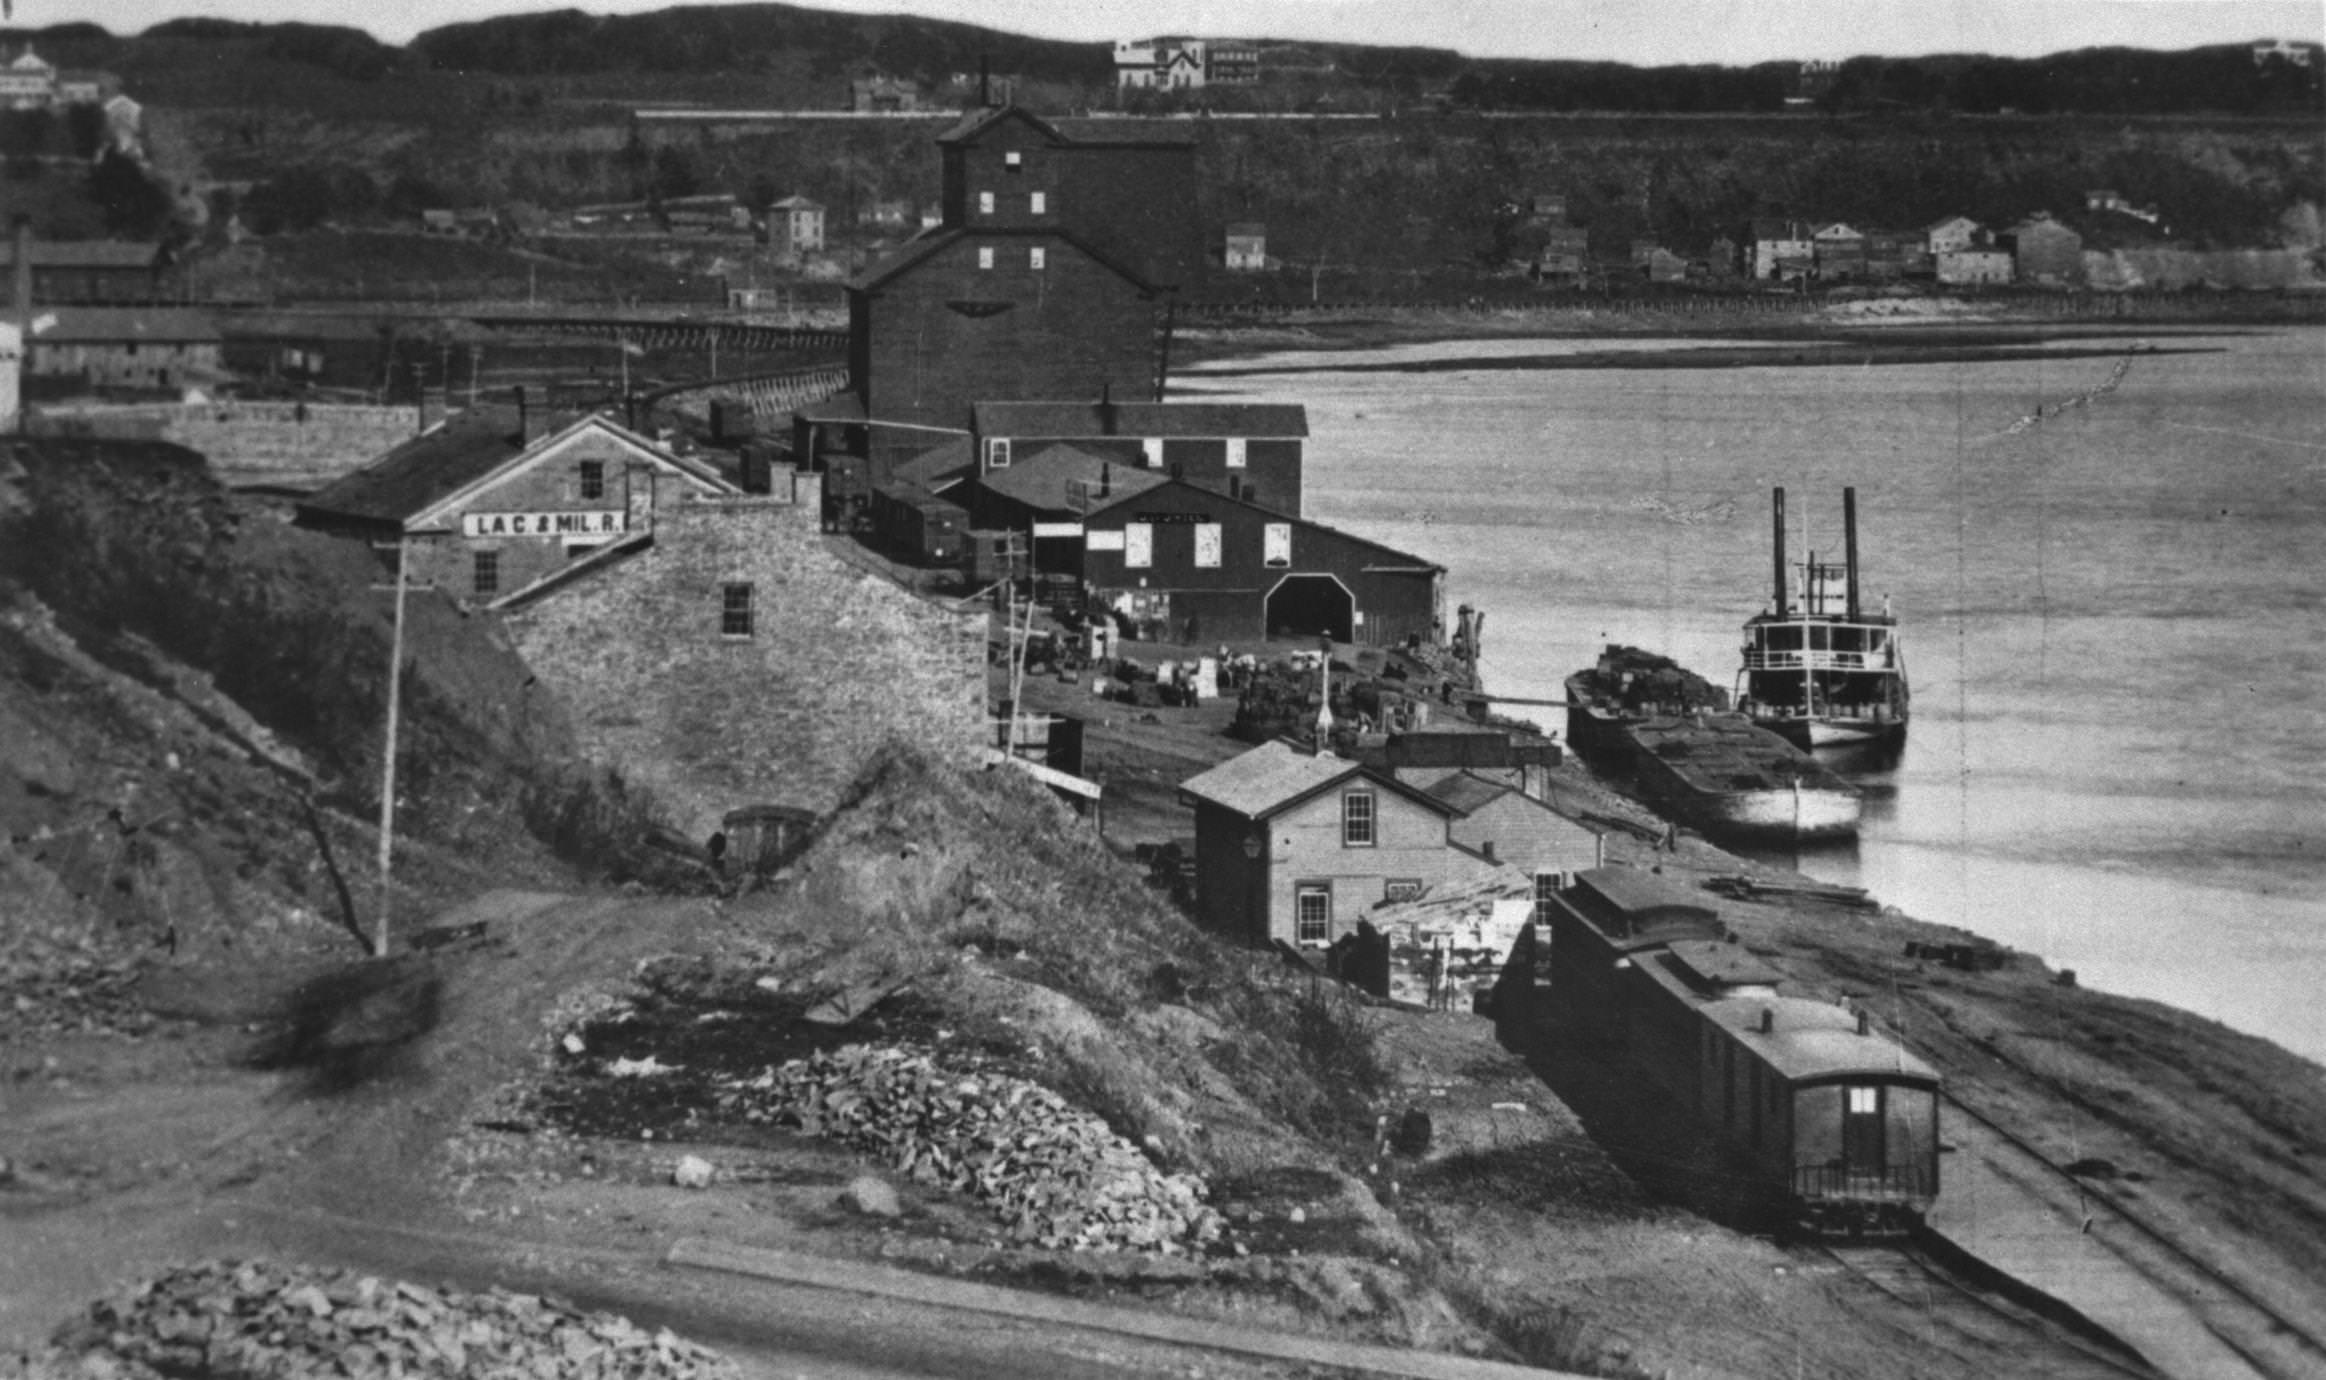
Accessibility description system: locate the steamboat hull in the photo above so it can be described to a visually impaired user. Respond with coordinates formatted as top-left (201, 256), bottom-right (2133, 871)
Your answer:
top-left (1565, 677), bottom-right (1861, 842)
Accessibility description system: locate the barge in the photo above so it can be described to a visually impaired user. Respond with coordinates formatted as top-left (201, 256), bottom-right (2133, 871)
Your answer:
top-left (1565, 646), bottom-right (1861, 842)
top-left (1736, 487), bottom-right (1909, 752)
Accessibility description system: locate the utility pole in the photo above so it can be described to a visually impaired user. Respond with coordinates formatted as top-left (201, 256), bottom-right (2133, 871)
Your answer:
top-left (374, 536), bottom-right (411, 958)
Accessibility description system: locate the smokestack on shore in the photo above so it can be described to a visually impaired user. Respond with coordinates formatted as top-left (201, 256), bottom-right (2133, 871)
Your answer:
top-left (1772, 486), bottom-right (1788, 616)
top-left (1844, 486), bottom-right (1860, 619)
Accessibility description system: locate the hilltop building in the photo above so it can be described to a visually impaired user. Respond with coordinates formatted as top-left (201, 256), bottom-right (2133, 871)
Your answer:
top-left (769, 195), bottom-right (825, 253)
top-left (1112, 38), bottom-right (1260, 89)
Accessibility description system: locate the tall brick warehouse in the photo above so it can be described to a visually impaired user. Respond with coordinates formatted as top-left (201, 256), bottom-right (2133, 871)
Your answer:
top-left (501, 478), bottom-right (986, 834)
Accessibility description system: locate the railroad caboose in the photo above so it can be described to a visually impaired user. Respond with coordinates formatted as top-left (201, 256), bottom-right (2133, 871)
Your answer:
top-left (1542, 867), bottom-right (1940, 1234)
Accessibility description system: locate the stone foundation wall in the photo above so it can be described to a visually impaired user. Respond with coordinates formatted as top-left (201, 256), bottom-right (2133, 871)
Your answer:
top-left (502, 481), bottom-right (986, 835)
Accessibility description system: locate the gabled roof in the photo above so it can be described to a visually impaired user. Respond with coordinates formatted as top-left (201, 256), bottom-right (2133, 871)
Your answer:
top-left (973, 399), bottom-right (1307, 440)
top-left (298, 407), bottom-right (734, 528)
top-left (889, 436), bottom-right (976, 492)
top-left (847, 225), bottom-right (1158, 296)
top-left (1924, 214), bottom-right (1981, 232)
top-left (1224, 222), bottom-right (1266, 238)
top-left (770, 195), bottom-right (823, 212)
top-left (936, 104), bottom-right (1067, 148)
top-left (1080, 477), bottom-right (1443, 573)
top-left (977, 442), bottom-right (1167, 512)
top-left (1421, 772), bottom-right (1512, 817)
top-left (1178, 739), bottom-right (1454, 822)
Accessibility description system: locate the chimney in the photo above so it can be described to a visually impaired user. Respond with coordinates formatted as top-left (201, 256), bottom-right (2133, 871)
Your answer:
top-left (1099, 461), bottom-right (1111, 497)
top-left (1771, 486), bottom-right (1788, 616)
top-left (514, 385), bottom-right (529, 445)
top-left (1759, 1007), bottom-right (1775, 1034)
top-left (1481, 840), bottom-right (1497, 863)
top-left (1843, 485), bottom-right (1861, 619)
top-left (11, 217), bottom-right (30, 322)
top-left (1856, 1008), bottom-right (1871, 1036)
top-left (979, 55), bottom-right (992, 108)
top-left (1098, 382), bottom-right (1116, 435)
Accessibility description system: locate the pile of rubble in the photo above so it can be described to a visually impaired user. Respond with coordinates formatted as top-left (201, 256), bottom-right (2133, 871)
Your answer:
top-left (1, 950), bottom-right (154, 1042)
top-left (719, 1043), bottom-right (1224, 1255)
top-left (11, 1259), bottom-right (735, 1380)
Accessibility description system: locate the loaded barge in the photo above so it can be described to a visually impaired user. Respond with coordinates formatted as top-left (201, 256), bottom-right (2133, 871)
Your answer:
top-left (1564, 646), bottom-right (1861, 842)
top-left (1736, 487), bottom-right (1909, 752)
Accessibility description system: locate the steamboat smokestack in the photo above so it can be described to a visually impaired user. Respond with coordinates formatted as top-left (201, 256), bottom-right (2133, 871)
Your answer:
top-left (1843, 486), bottom-right (1860, 619)
top-left (12, 217), bottom-right (32, 321)
top-left (1771, 486), bottom-right (1788, 616)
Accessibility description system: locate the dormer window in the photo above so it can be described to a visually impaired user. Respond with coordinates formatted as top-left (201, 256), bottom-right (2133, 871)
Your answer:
top-left (986, 438), bottom-right (1011, 469)
top-left (1004, 150), bottom-right (1022, 170)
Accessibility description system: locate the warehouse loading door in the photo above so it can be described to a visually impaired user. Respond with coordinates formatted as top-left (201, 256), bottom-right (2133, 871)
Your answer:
top-left (1266, 575), bottom-right (1354, 642)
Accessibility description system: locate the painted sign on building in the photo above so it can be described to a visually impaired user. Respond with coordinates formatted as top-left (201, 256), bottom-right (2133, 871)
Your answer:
top-left (461, 509), bottom-right (631, 539)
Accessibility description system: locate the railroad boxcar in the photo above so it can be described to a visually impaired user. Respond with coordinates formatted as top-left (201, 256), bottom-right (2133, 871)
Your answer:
top-left (1542, 867), bottom-right (1940, 1235)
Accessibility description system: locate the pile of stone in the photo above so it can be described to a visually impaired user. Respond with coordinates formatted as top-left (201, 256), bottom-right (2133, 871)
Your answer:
top-left (720, 1044), bottom-right (1224, 1255)
top-left (1, 952), bottom-right (153, 1041)
top-left (12, 1259), bottom-right (735, 1380)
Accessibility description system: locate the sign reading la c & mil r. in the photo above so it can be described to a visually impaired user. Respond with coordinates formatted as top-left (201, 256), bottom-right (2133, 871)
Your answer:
top-left (461, 510), bottom-right (630, 539)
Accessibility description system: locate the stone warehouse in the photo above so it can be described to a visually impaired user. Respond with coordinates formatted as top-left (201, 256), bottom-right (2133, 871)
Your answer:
top-left (295, 402), bottom-right (738, 605)
top-left (499, 484), bottom-right (986, 832)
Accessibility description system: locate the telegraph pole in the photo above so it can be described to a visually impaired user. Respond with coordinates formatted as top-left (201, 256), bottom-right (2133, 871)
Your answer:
top-left (374, 536), bottom-right (411, 957)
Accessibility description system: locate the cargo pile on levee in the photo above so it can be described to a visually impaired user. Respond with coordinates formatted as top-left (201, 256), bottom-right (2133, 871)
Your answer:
top-left (1563, 644), bottom-right (1862, 842)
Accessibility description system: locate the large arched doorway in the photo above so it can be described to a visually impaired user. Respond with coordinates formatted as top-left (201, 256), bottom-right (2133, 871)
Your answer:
top-left (1265, 574), bottom-right (1355, 642)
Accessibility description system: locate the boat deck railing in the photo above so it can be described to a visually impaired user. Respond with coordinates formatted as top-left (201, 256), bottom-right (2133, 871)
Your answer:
top-left (1741, 649), bottom-right (1893, 673)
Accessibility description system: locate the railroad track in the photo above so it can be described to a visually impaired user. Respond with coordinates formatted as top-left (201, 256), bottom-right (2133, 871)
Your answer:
top-left (1817, 1240), bottom-right (2160, 1380)
top-left (1939, 1095), bottom-right (2326, 1380)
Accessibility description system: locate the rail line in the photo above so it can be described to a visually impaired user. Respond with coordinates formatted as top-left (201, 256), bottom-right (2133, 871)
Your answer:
top-left (1818, 1240), bottom-right (2160, 1380)
top-left (1935, 1094), bottom-right (2326, 1380)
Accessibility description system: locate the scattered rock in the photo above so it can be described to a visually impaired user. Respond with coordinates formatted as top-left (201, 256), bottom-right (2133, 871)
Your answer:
top-left (21, 1258), bottom-right (735, 1380)
top-left (672, 1156), bottom-right (715, 1189)
top-left (841, 1175), bottom-right (902, 1219)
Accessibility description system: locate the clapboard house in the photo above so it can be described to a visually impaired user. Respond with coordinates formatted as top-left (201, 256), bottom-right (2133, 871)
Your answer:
top-left (296, 399), bottom-right (739, 605)
top-left (970, 399), bottom-right (1308, 517)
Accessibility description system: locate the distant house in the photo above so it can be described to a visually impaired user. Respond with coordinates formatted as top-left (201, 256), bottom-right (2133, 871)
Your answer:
top-left (2253, 38), bottom-right (2316, 67)
top-left (850, 75), bottom-right (923, 113)
top-left (22, 308), bottom-right (220, 395)
top-left (421, 209), bottom-right (460, 235)
top-left (295, 404), bottom-right (740, 604)
top-left (1811, 222), bottom-right (1868, 281)
top-left (0, 238), bottom-right (168, 304)
top-left (1747, 218), bottom-right (1816, 281)
top-left (1177, 740), bottom-right (1504, 951)
top-left (2002, 213), bottom-right (2084, 286)
top-left (770, 195), bottom-right (825, 253)
top-left (1534, 226), bottom-right (1591, 284)
top-left (1923, 215), bottom-right (1982, 256)
top-left (1639, 247), bottom-right (1687, 284)
top-left (1223, 222), bottom-right (1267, 272)
top-left (1863, 230), bottom-right (1911, 281)
top-left (1705, 236), bottom-right (1740, 278)
top-left (856, 198), bottom-right (915, 229)
top-left (1936, 248), bottom-right (2013, 286)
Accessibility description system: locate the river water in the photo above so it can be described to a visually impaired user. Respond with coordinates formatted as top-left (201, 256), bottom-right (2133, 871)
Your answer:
top-left (1179, 327), bottom-right (2326, 1066)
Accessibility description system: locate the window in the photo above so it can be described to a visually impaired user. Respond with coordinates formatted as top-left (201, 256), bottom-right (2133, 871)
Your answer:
top-left (472, 550), bottom-right (499, 600)
top-left (1342, 791), bottom-right (1376, 847)
top-left (1225, 437), bottom-right (1247, 468)
top-left (1193, 523), bottom-right (1221, 568)
top-left (1140, 437), bottom-right (1163, 468)
top-left (1124, 522), bottom-right (1153, 569)
top-left (977, 246), bottom-right (995, 270)
top-left (1029, 246), bottom-right (1046, 270)
top-left (578, 459), bottom-right (605, 500)
top-left (1533, 871), bottom-right (1560, 925)
top-left (1295, 884), bottom-right (1331, 945)
top-left (1263, 522), bottom-right (1292, 568)
top-left (1029, 191), bottom-right (1047, 215)
top-left (986, 438), bottom-right (1011, 469)
top-left (978, 190), bottom-right (995, 215)
top-left (1003, 150), bottom-right (1022, 170)
top-left (1847, 1086), bottom-right (1879, 1116)
top-left (720, 582), bottom-right (755, 638)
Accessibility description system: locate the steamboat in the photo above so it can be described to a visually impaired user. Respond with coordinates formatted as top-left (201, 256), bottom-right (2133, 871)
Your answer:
top-left (1736, 487), bottom-right (1909, 752)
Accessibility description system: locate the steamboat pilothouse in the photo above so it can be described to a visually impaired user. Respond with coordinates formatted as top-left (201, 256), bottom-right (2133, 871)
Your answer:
top-left (1736, 486), bottom-right (1909, 751)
